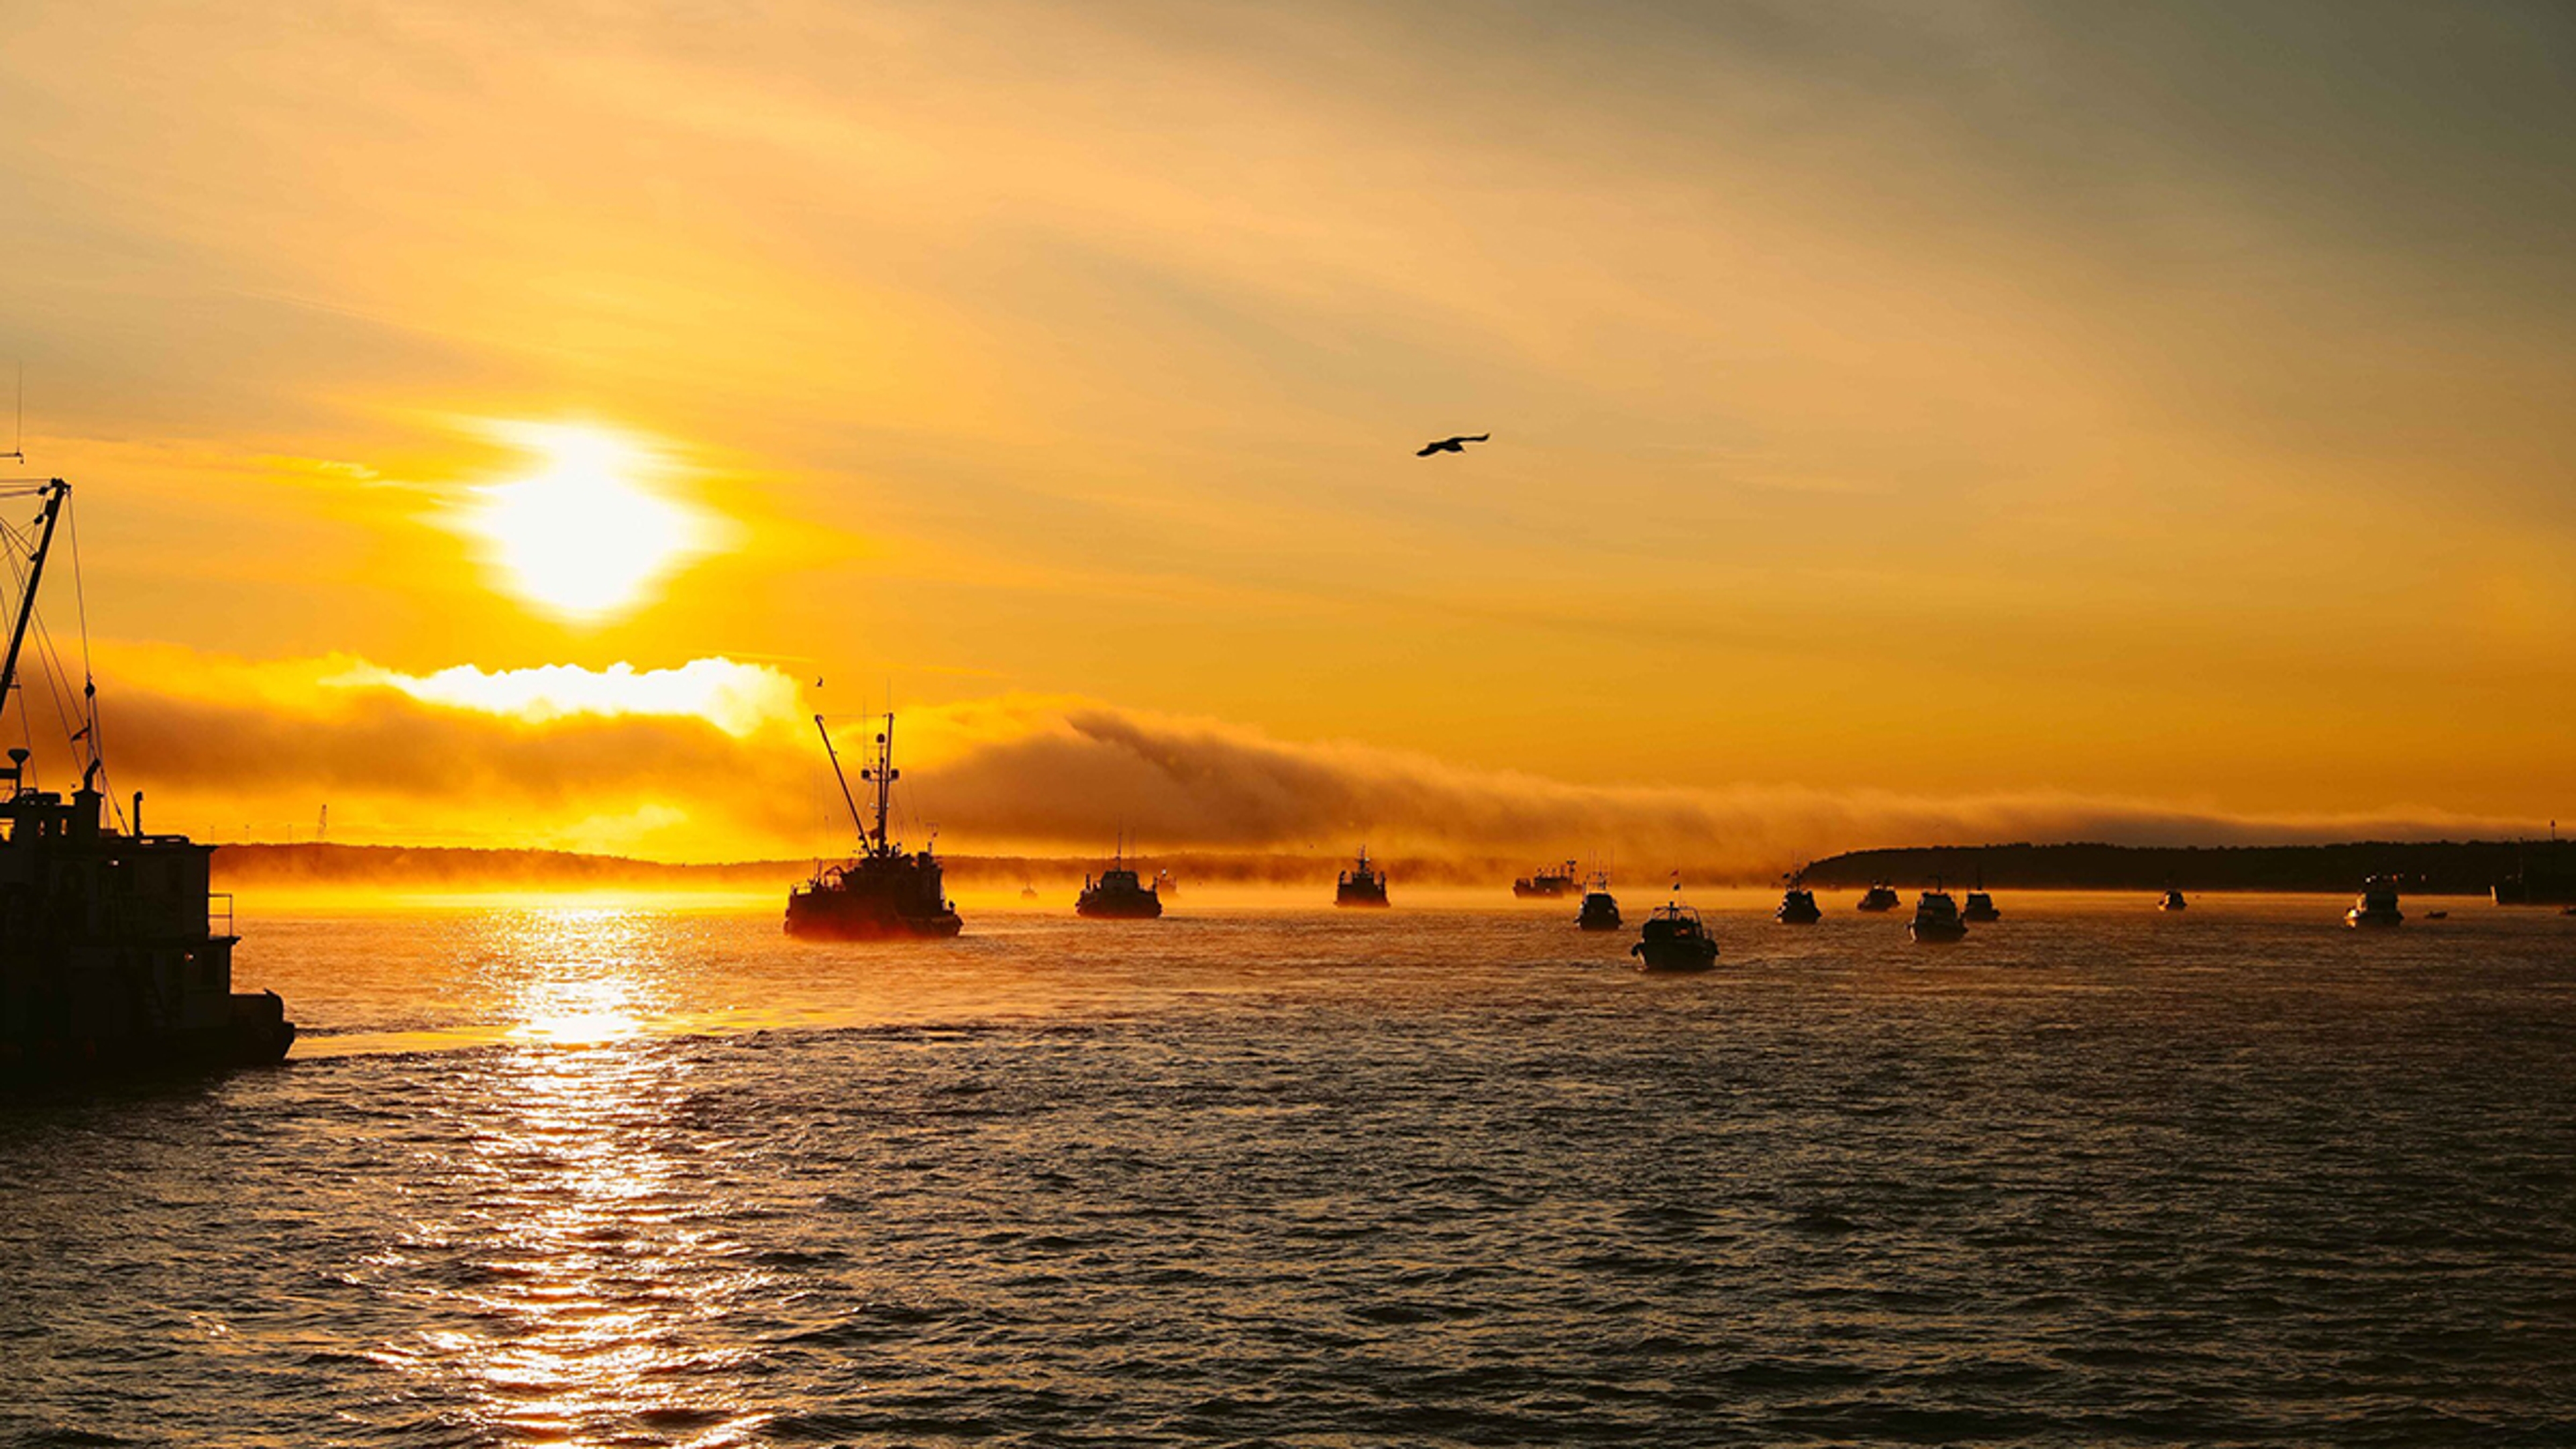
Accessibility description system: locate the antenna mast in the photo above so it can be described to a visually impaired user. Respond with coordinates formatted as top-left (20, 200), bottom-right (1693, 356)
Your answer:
top-left (857, 712), bottom-right (897, 858)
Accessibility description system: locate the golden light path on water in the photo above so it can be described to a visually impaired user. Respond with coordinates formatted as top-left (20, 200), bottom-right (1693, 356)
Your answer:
top-left (377, 908), bottom-right (766, 1447)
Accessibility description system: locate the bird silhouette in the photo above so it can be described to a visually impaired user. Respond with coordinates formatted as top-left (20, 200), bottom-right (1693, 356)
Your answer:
top-left (1415, 433), bottom-right (1490, 457)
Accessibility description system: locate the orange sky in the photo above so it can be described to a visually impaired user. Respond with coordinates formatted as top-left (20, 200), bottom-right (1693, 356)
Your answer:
top-left (1, 1), bottom-right (2569, 867)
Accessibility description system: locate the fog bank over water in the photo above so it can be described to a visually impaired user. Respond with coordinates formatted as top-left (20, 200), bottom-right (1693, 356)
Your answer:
top-left (78, 651), bottom-right (2528, 875)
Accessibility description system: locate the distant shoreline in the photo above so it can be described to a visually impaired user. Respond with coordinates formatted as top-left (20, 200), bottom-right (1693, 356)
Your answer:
top-left (1799, 840), bottom-right (2571, 897)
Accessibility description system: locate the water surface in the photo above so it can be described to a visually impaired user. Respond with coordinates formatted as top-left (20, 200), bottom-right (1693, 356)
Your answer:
top-left (4, 896), bottom-right (2573, 1446)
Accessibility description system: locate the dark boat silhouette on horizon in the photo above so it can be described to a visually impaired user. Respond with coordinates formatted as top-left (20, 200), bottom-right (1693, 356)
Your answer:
top-left (1, 479), bottom-right (294, 1083)
top-left (1077, 835), bottom-right (1163, 919)
top-left (1858, 882), bottom-right (1900, 912)
top-left (2346, 875), bottom-right (2404, 929)
top-left (1910, 884), bottom-right (1968, 943)
top-left (1576, 873), bottom-right (1622, 930)
top-left (1632, 894), bottom-right (1719, 971)
top-left (1776, 871), bottom-right (1822, 924)
top-left (1513, 859), bottom-right (1579, 899)
top-left (785, 712), bottom-right (963, 940)
top-left (1336, 847), bottom-right (1389, 908)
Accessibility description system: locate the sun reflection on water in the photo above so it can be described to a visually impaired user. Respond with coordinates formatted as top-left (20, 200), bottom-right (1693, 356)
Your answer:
top-left (388, 907), bottom-right (769, 1446)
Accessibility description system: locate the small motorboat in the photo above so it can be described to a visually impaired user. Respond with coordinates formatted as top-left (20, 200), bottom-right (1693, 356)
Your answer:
top-left (1774, 869), bottom-right (1821, 924)
top-left (1576, 874), bottom-right (1623, 931)
top-left (1631, 901), bottom-right (1719, 971)
top-left (1909, 887), bottom-right (1968, 943)
top-left (2346, 875), bottom-right (2404, 928)
top-left (2424, 910), bottom-right (2449, 920)
top-left (1960, 890), bottom-right (2000, 923)
top-left (1857, 883), bottom-right (1900, 912)
top-left (2158, 887), bottom-right (2188, 911)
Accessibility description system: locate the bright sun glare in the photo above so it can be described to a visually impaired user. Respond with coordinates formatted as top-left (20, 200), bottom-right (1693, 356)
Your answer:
top-left (464, 425), bottom-right (708, 621)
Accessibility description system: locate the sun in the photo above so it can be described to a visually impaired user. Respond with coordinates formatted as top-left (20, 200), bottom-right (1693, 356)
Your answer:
top-left (460, 424), bottom-right (713, 622)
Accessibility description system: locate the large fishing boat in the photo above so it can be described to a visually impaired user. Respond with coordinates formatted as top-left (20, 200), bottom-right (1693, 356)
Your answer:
top-left (1513, 859), bottom-right (1578, 899)
top-left (784, 713), bottom-right (963, 940)
top-left (0, 480), bottom-right (295, 1082)
top-left (1335, 847), bottom-right (1389, 908)
top-left (1077, 836), bottom-right (1163, 919)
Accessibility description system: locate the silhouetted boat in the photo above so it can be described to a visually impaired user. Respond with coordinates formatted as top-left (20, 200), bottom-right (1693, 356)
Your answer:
top-left (785, 712), bottom-right (963, 940)
top-left (2159, 886), bottom-right (2188, 911)
top-left (1858, 883), bottom-right (1900, 912)
top-left (1513, 859), bottom-right (1578, 898)
top-left (1336, 847), bottom-right (1389, 908)
top-left (1961, 890), bottom-right (2000, 923)
top-left (1021, 883), bottom-right (1040, 901)
top-left (1576, 873), bottom-right (1622, 930)
top-left (1776, 871), bottom-right (1821, 924)
top-left (1631, 901), bottom-right (1719, 971)
top-left (1077, 838), bottom-right (1163, 919)
top-left (0, 480), bottom-right (295, 1082)
top-left (2345, 875), bottom-right (2403, 929)
top-left (2424, 910), bottom-right (2449, 920)
top-left (1910, 887), bottom-right (1968, 943)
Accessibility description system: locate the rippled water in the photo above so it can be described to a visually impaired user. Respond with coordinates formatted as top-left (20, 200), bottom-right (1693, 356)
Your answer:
top-left (5, 894), bottom-right (2574, 1446)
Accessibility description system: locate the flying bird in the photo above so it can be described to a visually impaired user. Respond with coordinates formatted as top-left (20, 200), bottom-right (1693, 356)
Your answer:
top-left (1415, 433), bottom-right (1490, 457)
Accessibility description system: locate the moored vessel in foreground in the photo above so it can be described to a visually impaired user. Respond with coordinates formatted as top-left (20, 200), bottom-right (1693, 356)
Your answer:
top-left (0, 480), bottom-right (294, 1082)
top-left (1909, 886), bottom-right (1968, 943)
top-left (785, 713), bottom-right (963, 940)
top-left (2346, 875), bottom-right (2403, 929)
top-left (1632, 898), bottom-right (1719, 971)
top-left (2159, 885), bottom-right (2188, 911)
top-left (1576, 873), bottom-right (1622, 930)
top-left (1336, 847), bottom-right (1389, 908)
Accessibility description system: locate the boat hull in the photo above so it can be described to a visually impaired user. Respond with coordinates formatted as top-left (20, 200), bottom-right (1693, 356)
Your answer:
top-left (1909, 920), bottom-right (1968, 943)
top-left (2345, 909), bottom-right (2404, 928)
top-left (1, 992), bottom-right (295, 1088)
top-left (784, 899), bottom-right (965, 939)
top-left (1633, 941), bottom-right (1718, 971)
top-left (1077, 896), bottom-right (1164, 920)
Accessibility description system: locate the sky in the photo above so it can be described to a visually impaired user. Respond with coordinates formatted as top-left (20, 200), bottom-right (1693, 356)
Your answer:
top-left (0, 1), bottom-right (2570, 869)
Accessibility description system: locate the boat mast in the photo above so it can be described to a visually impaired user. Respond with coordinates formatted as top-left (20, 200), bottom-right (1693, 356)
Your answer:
top-left (0, 480), bottom-right (66, 727)
top-left (860, 712), bottom-right (897, 858)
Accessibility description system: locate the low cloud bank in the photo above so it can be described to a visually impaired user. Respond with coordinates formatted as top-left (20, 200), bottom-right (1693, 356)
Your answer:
top-left (55, 650), bottom-right (2523, 875)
